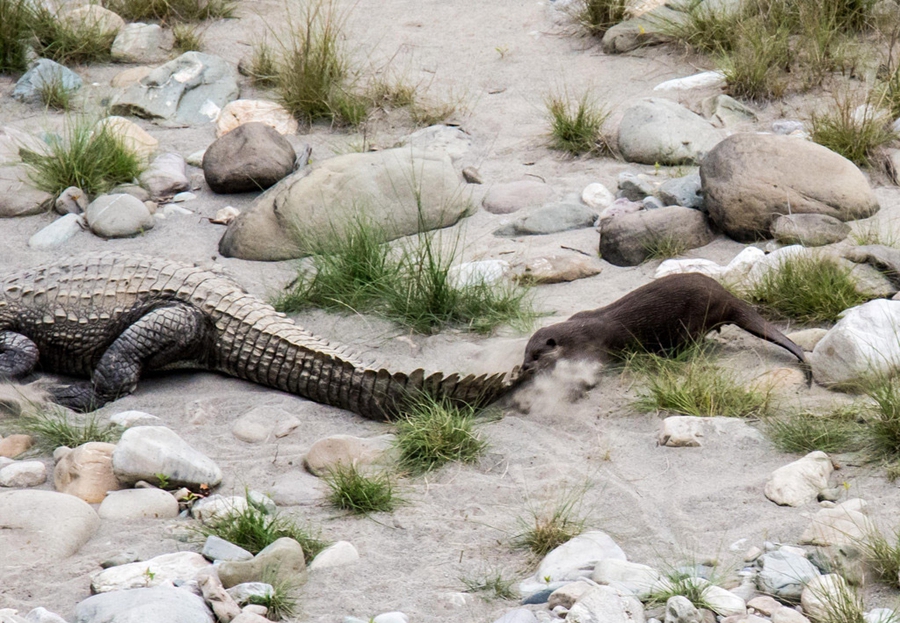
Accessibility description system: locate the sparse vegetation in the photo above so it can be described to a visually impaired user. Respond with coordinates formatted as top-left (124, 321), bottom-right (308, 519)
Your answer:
top-left (273, 211), bottom-right (534, 334)
top-left (514, 485), bottom-right (590, 558)
top-left (643, 234), bottom-right (690, 261)
top-left (862, 376), bottom-right (900, 469)
top-left (810, 92), bottom-right (896, 167)
top-left (570, 0), bottom-right (628, 37)
top-left (106, 0), bottom-right (236, 23)
top-left (14, 407), bottom-right (121, 450)
top-left (747, 254), bottom-right (871, 324)
top-left (248, 571), bottom-right (300, 621)
top-left (545, 90), bottom-right (611, 156)
top-left (20, 118), bottom-right (145, 197)
top-left (808, 576), bottom-right (867, 623)
top-left (646, 567), bottom-right (716, 611)
top-left (851, 220), bottom-right (900, 247)
top-left (858, 524), bottom-right (900, 588)
top-left (323, 463), bottom-right (399, 515)
top-left (764, 405), bottom-right (867, 454)
top-left (37, 73), bottom-right (75, 111)
top-left (0, 0), bottom-right (32, 73)
top-left (172, 23), bottom-right (203, 52)
top-left (197, 495), bottom-right (328, 561)
top-left (460, 569), bottom-right (518, 600)
top-left (394, 395), bottom-right (487, 475)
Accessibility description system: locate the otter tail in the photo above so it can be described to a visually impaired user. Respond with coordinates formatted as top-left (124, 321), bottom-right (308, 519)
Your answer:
top-left (730, 303), bottom-right (812, 385)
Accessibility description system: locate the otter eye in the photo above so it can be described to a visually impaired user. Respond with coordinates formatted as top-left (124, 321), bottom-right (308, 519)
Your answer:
top-left (546, 338), bottom-right (556, 348)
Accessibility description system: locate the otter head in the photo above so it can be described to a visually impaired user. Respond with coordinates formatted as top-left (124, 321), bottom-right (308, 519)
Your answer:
top-left (521, 325), bottom-right (566, 376)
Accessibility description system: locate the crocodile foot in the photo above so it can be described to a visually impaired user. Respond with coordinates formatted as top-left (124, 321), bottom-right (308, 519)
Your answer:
top-left (46, 382), bottom-right (110, 413)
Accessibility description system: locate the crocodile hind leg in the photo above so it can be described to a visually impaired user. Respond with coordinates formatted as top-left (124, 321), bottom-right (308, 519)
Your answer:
top-left (50, 304), bottom-right (210, 412)
top-left (0, 331), bottom-right (40, 378)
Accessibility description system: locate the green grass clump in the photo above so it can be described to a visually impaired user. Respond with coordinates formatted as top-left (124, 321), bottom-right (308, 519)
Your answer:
top-left (197, 496), bottom-right (328, 561)
top-left (394, 395), bottom-right (487, 475)
top-left (633, 352), bottom-right (772, 418)
top-left (15, 408), bottom-right (121, 450)
top-left (646, 569), bottom-right (716, 611)
top-left (748, 254), bottom-right (871, 324)
top-left (247, 572), bottom-right (299, 621)
top-left (0, 0), bottom-right (32, 73)
top-left (106, 0), bottom-right (235, 23)
top-left (545, 90), bottom-right (611, 156)
top-left (858, 525), bottom-right (900, 588)
top-left (323, 463), bottom-right (398, 515)
top-left (37, 73), bottom-right (75, 111)
top-left (571, 0), bottom-right (628, 37)
top-left (810, 98), bottom-right (896, 168)
top-left (764, 405), bottom-right (867, 454)
top-left (273, 212), bottom-right (534, 334)
top-left (29, 6), bottom-right (116, 65)
top-left (172, 23), bottom-right (203, 52)
top-left (248, 41), bottom-right (280, 88)
top-left (862, 376), bottom-right (900, 468)
top-left (720, 19), bottom-right (791, 101)
top-left (658, 0), bottom-right (743, 54)
top-left (643, 235), bottom-right (689, 261)
top-left (20, 118), bottom-right (145, 196)
top-left (460, 569), bottom-right (518, 600)
top-left (513, 485), bottom-right (589, 558)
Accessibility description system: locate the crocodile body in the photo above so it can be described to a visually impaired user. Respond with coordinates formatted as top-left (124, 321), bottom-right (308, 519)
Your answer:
top-left (0, 253), bottom-right (513, 419)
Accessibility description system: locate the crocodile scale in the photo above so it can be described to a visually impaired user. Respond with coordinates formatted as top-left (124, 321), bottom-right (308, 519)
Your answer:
top-left (0, 253), bottom-right (515, 420)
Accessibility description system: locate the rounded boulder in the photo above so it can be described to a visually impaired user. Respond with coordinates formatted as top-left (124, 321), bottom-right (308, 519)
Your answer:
top-left (203, 122), bottom-right (296, 194)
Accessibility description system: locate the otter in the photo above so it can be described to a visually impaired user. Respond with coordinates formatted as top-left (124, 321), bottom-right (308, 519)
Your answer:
top-left (522, 273), bottom-right (807, 376)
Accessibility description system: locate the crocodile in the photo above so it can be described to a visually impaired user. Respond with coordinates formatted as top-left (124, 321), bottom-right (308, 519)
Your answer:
top-left (0, 253), bottom-right (516, 420)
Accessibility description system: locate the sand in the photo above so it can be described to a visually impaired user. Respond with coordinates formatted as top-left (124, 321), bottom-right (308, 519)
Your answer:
top-left (2, 0), bottom-right (900, 621)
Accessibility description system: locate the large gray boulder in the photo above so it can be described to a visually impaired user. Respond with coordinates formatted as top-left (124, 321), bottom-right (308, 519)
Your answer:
top-left (219, 148), bottom-right (470, 260)
top-left (0, 165), bottom-right (53, 217)
top-left (203, 122), bottom-right (296, 193)
top-left (599, 206), bottom-right (714, 266)
top-left (73, 586), bottom-right (214, 623)
top-left (111, 52), bottom-right (239, 125)
top-left (701, 133), bottom-right (879, 241)
top-left (13, 59), bottom-right (82, 103)
top-left (617, 98), bottom-right (723, 165)
top-left (0, 490), bottom-right (100, 562)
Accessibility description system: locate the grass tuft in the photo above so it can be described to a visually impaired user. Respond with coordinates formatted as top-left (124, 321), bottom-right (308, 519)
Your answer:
top-left (37, 72), bottom-right (75, 111)
top-left (248, 571), bottom-right (300, 621)
top-left (460, 569), bottom-right (518, 600)
top-left (196, 495), bottom-right (328, 561)
top-left (106, 0), bottom-right (236, 23)
top-left (0, 0), bottom-right (32, 73)
top-left (858, 524), bottom-right (900, 588)
top-left (394, 395), bottom-right (487, 475)
top-left (862, 376), bottom-right (900, 467)
top-left (172, 23), bottom-right (203, 52)
top-left (808, 576), bottom-right (867, 623)
top-left (646, 568), bottom-right (716, 611)
top-left (763, 405), bottom-right (867, 454)
top-left (20, 117), bottom-right (145, 197)
top-left (513, 485), bottom-right (589, 558)
top-left (323, 463), bottom-right (398, 515)
top-left (545, 90), bottom-right (611, 157)
top-left (810, 92), bottom-right (897, 167)
top-left (748, 254), bottom-right (871, 324)
top-left (570, 0), bottom-right (628, 37)
top-left (15, 407), bottom-right (120, 450)
top-left (642, 234), bottom-right (690, 261)
top-left (29, 6), bottom-right (116, 65)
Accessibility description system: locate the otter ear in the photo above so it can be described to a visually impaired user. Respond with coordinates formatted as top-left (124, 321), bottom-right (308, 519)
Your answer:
top-left (546, 338), bottom-right (556, 348)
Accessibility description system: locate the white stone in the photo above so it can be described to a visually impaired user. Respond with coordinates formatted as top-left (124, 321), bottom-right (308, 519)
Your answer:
top-left (186, 149), bottom-right (206, 167)
top-left (592, 559), bottom-right (660, 599)
top-left (655, 246), bottom-right (765, 284)
top-left (373, 613), bottom-right (409, 623)
top-left (704, 585), bottom-right (747, 617)
top-left (191, 494), bottom-right (248, 522)
top-left (27, 214), bottom-right (84, 250)
top-left (565, 585), bottom-right (645, 623)
top-left (800, 501), bottom-right (875, 547)
top-left (582, 183), bottom-right (615, 210)
top-left (90, 552), bottom-right (211, 593)
top-left (309, 541), bottom-right (359, 571)
top-left (764, 451), bottom-right (833, 507)
top-left (658, 416), bottom-right (703, 447)
top-left (215, 99), bottom-right (299, 137)
top-left (211, 206), bottom-right (240, 224)
top-left (810, 299), bottom-right (900, 386)
top-left (24, 606), bottom-right (67, 623)
top-left (771, 608), bottom-right (811, 623)
top-left (653, 71), bottom-right (726, 91)
top-left (112, 426), bottom-right (222, 487)
top-left (172, 192), bottom-right (196, 202)
top-left (110, 410), bottom-right (162, 428)
top-left (801, 574), bottom-right (856, 623)
top-left (865, 608), bottom-right (899, 623)
top-left (448, 260), bottom-right (509, 288)
top-left (97, 488), bottom-right (179, 520)
top-left (0, 490), bottom-right (100, 561)
top-left (0, 461), bottom-right (47, 487)
top-left (536, 530), bottom-right (626, 583)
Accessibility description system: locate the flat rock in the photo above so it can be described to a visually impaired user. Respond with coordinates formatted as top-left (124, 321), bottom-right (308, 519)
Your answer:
top-left (0, 166), bottom-right (53, 217)
top-left (112, 426), bottom-right (222, 488)
top-left (53, 442), bottom-right (120, 503)
top-left (0, 490), bottom-right (100, 562)
top-left (111, 23), bottom-right (165, 64)
top-left (809, 300), bottom-right (900, 386)
top-left (85, 193), bottom-right (155, 238)
top-left (13, 59), bottom-right (82, 103)
top-left (701, 133), bottom-right (879, 241)
top-left (511, 254), bottom-right (603, 284)
top-left (764, 451), bottom-right (833, 507)
top-left (701, 94), bottom-right (758, 127)
top-left (658, 416), bottom-right (764, 447)
top-left (191, 494), bottom-right (248, 522)
top-left (494, 202), bottom-right (597, 236)
top-left (0, 434), bottom-right (34, 458)
top-left (0, 461), bottom-right (47, 487)
top-left (216, 99), bottom-right (298, 137)
top-left (617, 98), bottom-right (723, 165)
top-left (73, 586), bottom-right (214, 623)
top-left (771, 609), bottom-right (810, 623)
top-left (217, 537), bottom-right (308, 589)
top-left (536, 530), bottom-right (627, 583)
top-left (28, 213), bottom-right (85, 249)
top-left (397, 124), bottom-right (474, 164)
top-left (654, 71), bottom-right (725, 91)
top-left (599, 206), bottom-right (714, 267)
top-left (97, 488), bottom-right (179, 520)
top-left (139, 153), bottom-right (189, 198)
top-left (757, 550), bottom-right (820, 601)
top-left (219, 148), bottom-right (468, 260)
top-left (772, 214), bottom-right (850, 246)
top-left (704, 585), bottom-right (747, 617)
top-left (566, 585), bottom-right (645, 623)
top-left (304, 434), bottom-right (395, 476)
top-left (91, 552), bottom-right (211, 592)
top-left (203, 122), bottom-right (296, 194)
top-left (592, 559), bottom-right (660, 599)
top-left (483, 180), bottom-right (555, 214)
top-left (202, 535), bottom-right (254, 562)
top-left (110, 410), bottom-right (162, 428)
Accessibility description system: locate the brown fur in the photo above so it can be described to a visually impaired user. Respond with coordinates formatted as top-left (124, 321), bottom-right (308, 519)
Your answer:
top-left (522, 273), bottom-right (807, 375)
